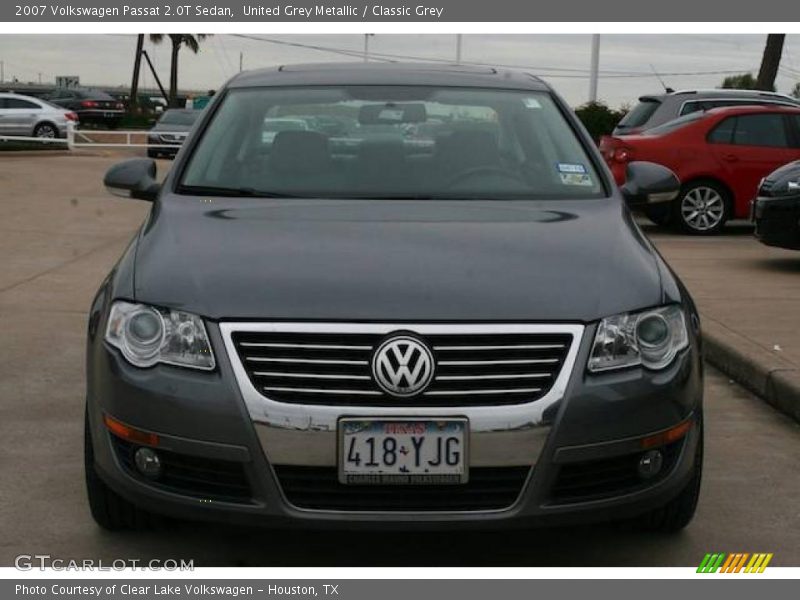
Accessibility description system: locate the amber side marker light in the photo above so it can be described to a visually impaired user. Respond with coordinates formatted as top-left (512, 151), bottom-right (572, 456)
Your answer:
top-left (103, 414), bottom-right (159, 447)
top-left (640, 419), bottom-right (693, 449)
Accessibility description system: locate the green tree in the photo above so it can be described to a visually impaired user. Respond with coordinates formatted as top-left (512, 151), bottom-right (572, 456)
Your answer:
top-left (574, 102), bottom-right (627, 142)
top-left (149, 34), bottom-right (209, 107)
top-left (719, 73), bottom-right (767, 90)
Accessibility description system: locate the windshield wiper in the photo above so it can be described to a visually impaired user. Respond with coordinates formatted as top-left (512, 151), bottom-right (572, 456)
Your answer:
top-left (176, 184), bottom-right (298, 198)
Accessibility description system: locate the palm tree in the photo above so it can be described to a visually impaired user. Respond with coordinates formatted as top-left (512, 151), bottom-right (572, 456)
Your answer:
top-left (149, 34), bottom-right (208, 107)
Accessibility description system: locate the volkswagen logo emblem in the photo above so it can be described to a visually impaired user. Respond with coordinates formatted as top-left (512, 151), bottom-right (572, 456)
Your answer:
top-left (371, 335), bottom-right (435, 397)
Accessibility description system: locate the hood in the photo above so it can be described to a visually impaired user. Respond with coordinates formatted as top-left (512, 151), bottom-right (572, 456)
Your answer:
top-left (132, 197), bottom-right (663, 322)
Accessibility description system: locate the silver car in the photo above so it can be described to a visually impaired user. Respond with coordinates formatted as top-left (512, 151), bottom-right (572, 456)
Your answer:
top-left (0, 92), bottom-right (76, 139)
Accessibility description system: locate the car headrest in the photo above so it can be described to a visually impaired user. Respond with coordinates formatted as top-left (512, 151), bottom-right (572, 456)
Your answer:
top-left (436, 130), bottom-right (500, 170)
top-left (270, 130), bottom-right (330, 173)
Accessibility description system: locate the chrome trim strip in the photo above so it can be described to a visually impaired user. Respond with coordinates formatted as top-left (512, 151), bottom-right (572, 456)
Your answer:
top-left (423, 388), bottom-right (541, 396)
top-left (263, 386), bottom-right (381, 396)
top-left (436, 373), bottom-right (551, 381)
top-left (438, 358), bottom-right (559, 365)
top-left (433, 344), bottom-right (565, 351)
top-left (241, 342), bottom-right (373, 350)
top-left (220, 322), bottom-right (585, 470)
top-left (245, 357), bottom-right (369, 365)
top-left (253, 371), bottom-right (371, 381)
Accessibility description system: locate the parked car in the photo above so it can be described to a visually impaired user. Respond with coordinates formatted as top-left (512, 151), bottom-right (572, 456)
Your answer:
top-left (752, 161), bottom-right (800, 249)
top-left (45, 87), bottom-right (125, 129)
top-left (613, 89), bottom-right (800, 136)
top-left (147, 109), bottom-right (200, 159)
top-left (86, 63), bottom-right (702, 534)
top-left (0, 92), bottom-right (77, 138)
top-left (601, 105), bottom-right (800, 234)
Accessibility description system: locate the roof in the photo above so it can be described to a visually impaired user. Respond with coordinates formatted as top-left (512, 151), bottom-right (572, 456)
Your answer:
top-left (228, 62), bottom-right (550, 91)
top-left (704, 104), bottom-right (800, 116)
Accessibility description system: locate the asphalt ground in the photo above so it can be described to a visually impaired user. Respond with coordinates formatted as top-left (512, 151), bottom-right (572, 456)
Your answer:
top-left (1, 152), bottom-right (799, 566)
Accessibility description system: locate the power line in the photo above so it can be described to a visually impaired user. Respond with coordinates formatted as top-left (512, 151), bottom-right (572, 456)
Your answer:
top-left (230, 34), bottom-right (756, 80)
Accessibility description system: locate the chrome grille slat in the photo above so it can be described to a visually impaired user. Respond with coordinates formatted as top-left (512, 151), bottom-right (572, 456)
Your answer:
top-left (424, 388), bottom-right (542, 396)
top-left (231, 328), bottom-right (574, 407)
top-left (433, 344), bottom-right (565, 351)
top-left (245, 357), bottom-right (369, 365)
top-left (263, 386), bottom-right (381, 396)
top-left (438, 358), bottom-right (559, 366)
top-left (435, 373), bottom-right (551, 381)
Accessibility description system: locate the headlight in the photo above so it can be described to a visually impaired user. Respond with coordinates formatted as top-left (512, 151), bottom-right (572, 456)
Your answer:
top-left (105, 300), bottom-right (215, 370)
top-left (588, 305), bottom-right (688, 373)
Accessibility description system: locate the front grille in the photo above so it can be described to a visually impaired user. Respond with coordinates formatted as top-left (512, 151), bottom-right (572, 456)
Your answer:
top-left (110, 436), bottom-right (253, 504)
top-left (549, 440), bottom-right (683, 504)
top-left (273, 466), bottom-right (530, 511)
top-left (231, 328), bottom-right (574, 407)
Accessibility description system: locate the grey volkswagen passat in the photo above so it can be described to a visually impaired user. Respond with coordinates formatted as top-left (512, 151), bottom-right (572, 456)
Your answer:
top-left (86, 63), bottom-right (703, 532)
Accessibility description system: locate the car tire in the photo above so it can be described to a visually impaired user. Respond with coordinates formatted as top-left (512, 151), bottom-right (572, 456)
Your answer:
top-left (630, 418), bottom-right (703, 533)
top-left (147, 149), bottom-right (159, 159)
top-left (33, 122), bottom-right (58, 139)
top-left (643, 204), bottom-right (672, 227)
top-left (84, 407), bottom-right (159, 531)
top-left (673, 181), bottom-right (730, 235)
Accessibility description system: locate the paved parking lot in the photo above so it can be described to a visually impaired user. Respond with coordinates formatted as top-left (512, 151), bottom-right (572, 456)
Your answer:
top-left (1, 151), bottom-right (799, 567)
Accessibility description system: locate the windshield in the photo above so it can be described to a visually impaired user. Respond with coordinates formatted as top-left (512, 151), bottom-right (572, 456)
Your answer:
top-left (159, 110), bottom-right (200, 126)
top-left (616, 98), bottom-right (661, 129)
top-left (179, 86), bottom-right (604, 200)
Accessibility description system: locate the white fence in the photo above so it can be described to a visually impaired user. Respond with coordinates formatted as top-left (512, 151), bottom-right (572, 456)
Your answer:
top-left (0, 124), bottom-right (186, 150)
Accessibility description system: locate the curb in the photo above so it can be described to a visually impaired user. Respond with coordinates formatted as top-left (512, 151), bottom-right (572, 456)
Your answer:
top-left (702, 317), bottom-right (800, 424)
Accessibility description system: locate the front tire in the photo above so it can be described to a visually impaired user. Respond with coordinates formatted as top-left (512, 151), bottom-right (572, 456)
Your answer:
top-left (673, 181), bottom-right (730, 235)
top-left (631, 420), bottom-right (703, 533)
top-left (84, 407), bottom-right (159, 531)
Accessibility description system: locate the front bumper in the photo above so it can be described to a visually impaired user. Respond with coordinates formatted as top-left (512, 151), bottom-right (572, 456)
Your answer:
top-left (86, 319), bottom-right (703, 528)
top-left (753, 195), bottom-right (800, 250)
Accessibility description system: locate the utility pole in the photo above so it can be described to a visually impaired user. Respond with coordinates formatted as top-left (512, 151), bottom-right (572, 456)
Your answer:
top-left (129, 34), bottom-right (144, 110)
top-left (364, 34), bottom-right (374, 62)
top-left (756, 34), bottom-right (785, 92)
top-left (38, 72), bottom-right (41, 84)
top-left (239, 51), bottom-right (243, 72)
top-left (456, 34), bottom-right (462, 64)
top-left (589, 34), bottom-right (600, 103)
top-left (1, 61), bottom-right (4, 84)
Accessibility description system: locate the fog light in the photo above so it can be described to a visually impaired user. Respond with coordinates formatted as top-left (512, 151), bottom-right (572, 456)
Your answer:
top-left (637, 450), bottom-right (663, 479)
top-left (134, 447), bottom-right (162, 479)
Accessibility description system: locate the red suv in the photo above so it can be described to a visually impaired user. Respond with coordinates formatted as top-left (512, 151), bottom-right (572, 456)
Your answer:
top-left (601, 105), bottom-right (800, 234)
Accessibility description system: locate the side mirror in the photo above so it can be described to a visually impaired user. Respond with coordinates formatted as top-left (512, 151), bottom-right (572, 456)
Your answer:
top-left (104, 158), bottom-right (160, 202)
top-left (621, 161), bottom-right (680, 208)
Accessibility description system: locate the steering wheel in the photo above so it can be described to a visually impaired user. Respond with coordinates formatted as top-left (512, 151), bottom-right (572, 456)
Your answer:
top-left (444, 165), bottom-right (527, 189)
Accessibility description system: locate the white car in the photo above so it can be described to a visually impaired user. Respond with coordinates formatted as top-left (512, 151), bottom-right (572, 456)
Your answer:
top-left (0, 92), bottom-right (78, 139)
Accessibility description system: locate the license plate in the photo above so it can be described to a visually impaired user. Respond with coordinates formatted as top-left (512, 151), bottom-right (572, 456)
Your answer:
top-left (338, 418), bottom-right (468, 485)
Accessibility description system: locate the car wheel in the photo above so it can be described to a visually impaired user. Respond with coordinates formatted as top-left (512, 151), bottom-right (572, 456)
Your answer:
top-left (644, 204), bottom-right (672, 227)
top-left (673, 181), bottom-right (729, 235)
top-left (84, 406), bottom-right (159, 531)
top-left (33, 123), bottom-right (58, 139)
top-left (630, 418), bottom-right (703, 533)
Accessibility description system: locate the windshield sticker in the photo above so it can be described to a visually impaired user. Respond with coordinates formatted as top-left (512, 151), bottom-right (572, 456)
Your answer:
top-left (523, 97), bottom-right (542, 109)
top-left (559, 172), bottom-right (594, 186)
top-left (557, 163), bottom-right (587, 174)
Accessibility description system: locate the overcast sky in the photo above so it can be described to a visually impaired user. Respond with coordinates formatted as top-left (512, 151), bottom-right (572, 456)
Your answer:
top-left (2, 34), bottom-right (800, 106)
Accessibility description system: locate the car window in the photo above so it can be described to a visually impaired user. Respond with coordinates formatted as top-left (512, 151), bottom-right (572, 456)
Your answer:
top-left (179, 86), bottom-right (605, 200)
top-left (616, 98), bottom-right (661, 129)
top-left (708, 114), bottom-right (790, 147)
top-left (708, 116), bottom-right (737, 144)
top-left (158, 110), bottom-right (199, 126)
top-left (4, 98), bottom-right (40, 109)
top-left (732, 114), bottom-right (789, 147)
